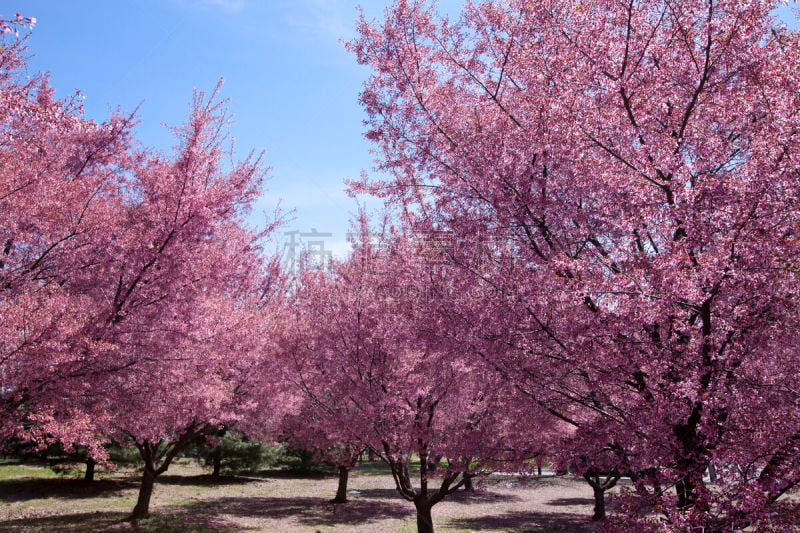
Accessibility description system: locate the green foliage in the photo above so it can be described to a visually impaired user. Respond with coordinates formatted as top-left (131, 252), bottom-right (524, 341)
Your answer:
top-left (279, 446), bottom-right (337, 475)
top-left (0, 439), bottom-right (146, 475)
top-left (0, 439), bottom-right (71, 464)
top-left (196, 433), bottom-right (288, 475)
top-left (0, 440), bottom-right (91, 476)
top-left (106, 443), bottom-right (144, 468)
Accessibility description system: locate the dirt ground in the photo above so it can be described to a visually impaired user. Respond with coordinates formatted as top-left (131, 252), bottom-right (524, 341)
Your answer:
top-left (0, 462), bottom-right (604, 532)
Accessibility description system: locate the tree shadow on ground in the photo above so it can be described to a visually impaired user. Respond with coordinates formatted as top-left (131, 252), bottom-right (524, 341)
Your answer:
top-left (0, 477), bottom-right (138, 503)
top-left (0, 510), bottom-right (240, 532)
top-left (351, 487), bottom-right (522, 505)
top-left (446, 510), bottom-right (593, 533)
top-left (345, 487), bottom-right (411, 500)
top-left (250, 468), bottom-right (331, 480)
top-left (547, 497), bottom-right (595, 506)
top-left (481, 475), bottom-right (568, 488)
top-left (0, 473), bottom-right (262, 504)
top-left (156, 474), bottom-right (262, 486)
top-left (177, 495), bottom-right (413, 527)
top-left (447, 488), bottom-right (524, 504)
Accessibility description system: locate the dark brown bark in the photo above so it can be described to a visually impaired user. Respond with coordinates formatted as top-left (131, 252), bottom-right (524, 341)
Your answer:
top-left (670, 295), bottom-right (716, 511)
top-left (380, 441), bottom-right (471, 533)
top-left (211, 446), bottom-right (222, 480)
top-left (674, 462), bottom-right (709, 510)
top-left (132, 467), bottom-right (156, 520)
top-left (463, 473), bottom-right (474, 491)
top-left (332, 465), bottom-right (349, 503)
top-left (415, 500), bottom-right (434, 533)
top-left (84, 457), bottom-right (95, 482)
top-left (129, 425), bottom-right (207, 519)
top-left (583, 472), bottom-right (618, 522)
top-left (592, 484), bottom-right (606, 521)
top-left (707, 461), bottom-right (717, 484)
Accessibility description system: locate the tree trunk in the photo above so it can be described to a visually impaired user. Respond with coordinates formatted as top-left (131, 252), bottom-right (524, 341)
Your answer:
top-left (415, 500), bottom-right (434, 533)
top-left (592, 484), bottom-right (606, 521)
top-left (463, 473), bottom-right (473, 492)
top-left (84, 457), bottom-right (95, 482)
top-left (537, 461), bottom-right (542, 477)
top-left (128, 428), bottom-right (207, 520)
top-left (675, 476), bottom-right (694, 509)
top-left (583, 472), bottom-right (617, 522)
top-left (707, 461), bottom-right (717, 484)
top-left (332, 465), bottom-right (349, 503)
top-left (132, 467), bottom-right (156, 520)
top-left (211, 446), bottom-right (222, 480)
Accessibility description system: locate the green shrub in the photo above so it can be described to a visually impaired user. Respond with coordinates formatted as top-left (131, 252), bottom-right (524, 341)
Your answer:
top-left (197, 433), bottom-right (288, 475)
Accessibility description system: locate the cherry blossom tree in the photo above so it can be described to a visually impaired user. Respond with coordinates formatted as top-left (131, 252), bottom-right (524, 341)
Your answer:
top-left (0, 25), bottom-right (282, 515)
top-left (0, 20), bottom-right (135, 452)
top-left (279, 403), bottom-right (365, 503)
top-left (349, 0), bottom-right (800, 529)
top-left (87, 87), bottom-right (280, 519)
top-left (279, 218), bottom-right (546, 533)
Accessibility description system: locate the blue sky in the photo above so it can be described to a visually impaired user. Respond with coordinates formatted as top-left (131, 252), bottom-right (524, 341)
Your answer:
top-left (6, 1), bottom-right (796, 263)
top-left (8, 0), bottom-right (463, 262)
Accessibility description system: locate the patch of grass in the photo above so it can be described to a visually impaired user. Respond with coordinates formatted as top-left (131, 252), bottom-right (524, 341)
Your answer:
top-left (396, 521), bottom-right (417, 533)
top-left (0, 464), bottom-right (58, 480)
top-left (83, 498), bottom-right (134, 512)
